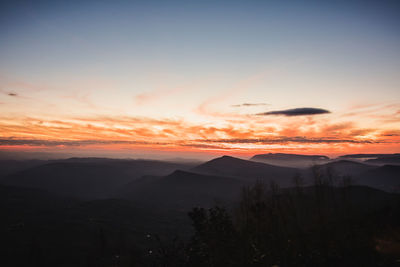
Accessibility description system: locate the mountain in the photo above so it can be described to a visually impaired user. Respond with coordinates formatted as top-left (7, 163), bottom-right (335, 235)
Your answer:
top-left (355, 165), bottom-right (400, 192)
top-left (1, 162), bottom-right (399, 266)
top-left (339, 153), bottom-right (400, 159)
top-left (0, 159), bottom-right (46, 178)
top-left (309, 161), bottom-right (399, 192)
top-left (1, 159), bottom-right (195, 199)
top-left (286, 184), bottom-right (400, 213)
top-left (118, 170), bottom-right (243, 209)
top-left (315, 160), bottom-right (375, 177)
top-left (365, 155), bottom-right (400, 165)
top-left (0, 184), bottom-right (75, 225)
top-left (191, 155), bottom-right (299, 187)
top-left (338, 153), bottom-right (400, 165)
top-left (250, 153), bottom-right (330, 168)
top-left (0, 184), bottom-right (190, 267)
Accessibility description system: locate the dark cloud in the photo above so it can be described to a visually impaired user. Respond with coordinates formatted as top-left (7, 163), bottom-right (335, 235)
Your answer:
top-left (179, 143), bottom-right (225, 149)
top-left (257, 107), bottom-right (330, 116)
top-left (195, 137), bottom-right (382, 144)
top-left (381, 133), bottom-right (400, 137)
top-left (8, 92), bottom-right (18, 97)
top-left (0, 139), bottom-right (171, 147)
top-left (232, 103), bottom-right (268, 107)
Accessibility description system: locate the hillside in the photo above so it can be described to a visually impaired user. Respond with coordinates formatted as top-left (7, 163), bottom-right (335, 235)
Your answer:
top-left (192, 155), bottom-right (299, 187)
top-left (1, 159), bottom-right (195, 199)
top-left (251, 153), bottom-right (329, 168)
top-left (118, 170), bottom-right (243, 209)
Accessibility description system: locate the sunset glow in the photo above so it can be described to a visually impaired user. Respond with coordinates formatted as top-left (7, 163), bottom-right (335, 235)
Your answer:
top-left (1, 1), bottom-right (399, 159)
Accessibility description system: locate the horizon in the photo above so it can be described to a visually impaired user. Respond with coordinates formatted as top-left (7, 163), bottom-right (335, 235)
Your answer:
top-left (1, 0), bottom-right (400, 159)
top-left (1, 149), bottom-right (398, 162)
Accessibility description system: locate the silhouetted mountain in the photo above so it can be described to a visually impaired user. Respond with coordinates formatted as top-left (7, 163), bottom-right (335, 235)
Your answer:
top-left (339, 153), bottom-right (400, 159)
top-left (293, 184), bottom-right (399, 211)
top-left (355, 165), bottom-right (400, 192)
top-left (1, 164), bottom-right (399, 266)
top-left (1, 159), bottom-right (195, 199)
top-left (0, 185), bottom-right (75, 226)
top-left (365, 155), bottom-right (400, 165)
top-left (119, 170), bottom-right (243, 209)
top-left (338, 153), bottom-right (400, 166)
top-left (0, 184), bottom-right (190, 267)
top-left (0, 159), bottom-right (46, 178)
top-left (251, 153), bottom-right (329, 168)
top-left (192, 155), bottom-right (298, 187)
top-left (1, 155), bottom-right (399, 266)
top-left (309, 161), bottom-right (400, 192)
top-left (316, 160), bottom-right (374, 177)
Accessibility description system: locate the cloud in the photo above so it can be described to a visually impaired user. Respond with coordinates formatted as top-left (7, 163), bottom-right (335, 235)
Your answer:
top-left (380, 130), bottom-right (400, 137)
top-left (231, 103), bottom-right (269, 107)
top-left (257, 107), bottom-right (330, 116)
top-left (134, 87), bottom-right (183, 105)
top-left (0, 139), bottom-right (171, 147)
top-left (196, 71), bottom-right (270, 117)
top-left (196, 137), bottom-right (383, 144)
top-left (7, 92), bottom-right (18, 97)
top-left (0, 113), bottom-right (397, 154)
top-left (179, 143), bottom-right (227, 149)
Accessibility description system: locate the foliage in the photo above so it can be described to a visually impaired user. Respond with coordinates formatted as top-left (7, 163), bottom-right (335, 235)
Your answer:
top-left (181, 171), bottom-right (400, 266)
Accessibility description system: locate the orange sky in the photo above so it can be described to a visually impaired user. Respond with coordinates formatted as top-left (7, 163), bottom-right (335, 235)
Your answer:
top-left (1, 1), bottom-right (400, 159)
top-left (1, 102), bottom-right (399, 159)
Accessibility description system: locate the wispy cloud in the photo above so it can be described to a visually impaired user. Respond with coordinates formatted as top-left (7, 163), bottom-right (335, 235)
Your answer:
top-left (196, 71), bottom-right (270, 117)
top-left (134, 87), bottom-right (183, 105)
top-left (0, 112), bottom-right (398, 154)
top-left (0, 139), bottom-right (171, 147)
top-left (231, 103), bottom-right (269, 107)
top-left (195, 137), bottom-right (384, 144)
top-left (257, 107), bottom-right (330, 116)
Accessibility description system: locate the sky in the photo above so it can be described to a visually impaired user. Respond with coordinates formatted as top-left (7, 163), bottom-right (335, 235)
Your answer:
top-left (0, 0), bottom-right (400, 159)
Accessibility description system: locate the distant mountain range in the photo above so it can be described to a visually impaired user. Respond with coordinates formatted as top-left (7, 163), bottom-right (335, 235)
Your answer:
top-left (313, 159), bottom-right (400, 192)
top-left (355, 165), bottom-right (400, 192)
top-left (250, 153), bottom-right (330, 168)
top-left (1, 154), bottom-right (399, 204)
top-left (192, 155), bottom-right (298, 185)
top-left (118, 170), bottom-right (243, 209)
top-left (338, 153), bottom-right (400, 165)
top-left (315, 159), bottom-right (374, 176)
top-left (0, 154), bottom-right (399, 266)
top-left (0, 158), bottom-right (196, 199)
top-left (338, 153), bottom-right (400, 159)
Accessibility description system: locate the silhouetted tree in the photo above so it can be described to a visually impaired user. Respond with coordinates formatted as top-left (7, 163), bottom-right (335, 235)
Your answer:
top-left (184, 171), bottom-right (399, 266)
